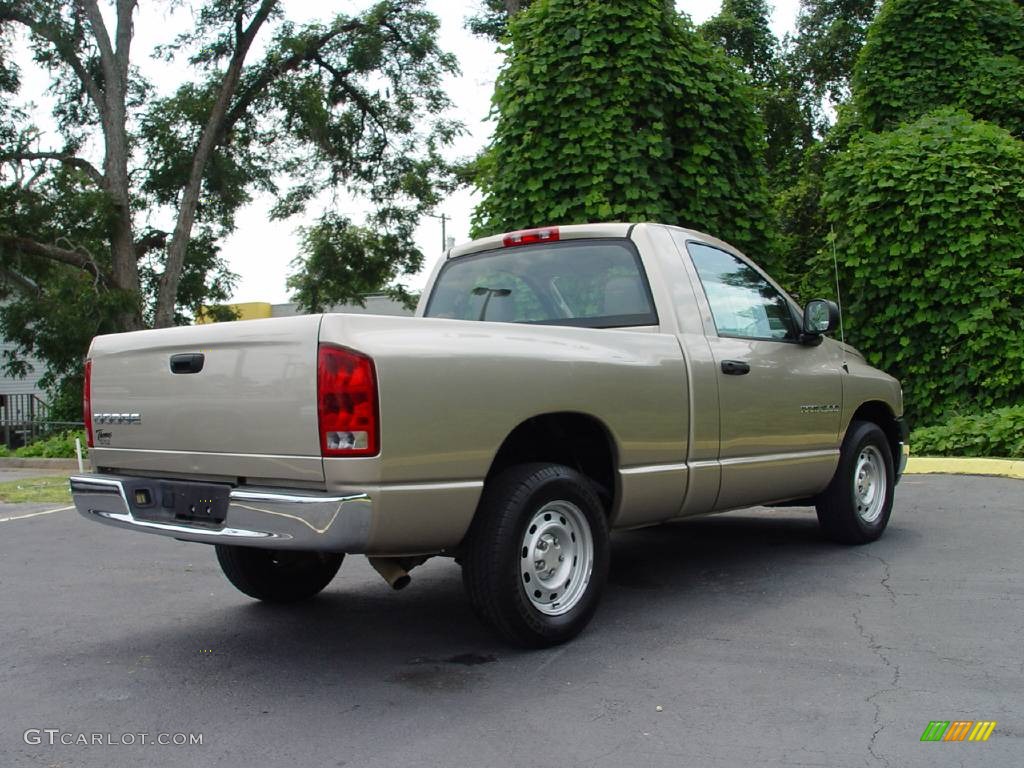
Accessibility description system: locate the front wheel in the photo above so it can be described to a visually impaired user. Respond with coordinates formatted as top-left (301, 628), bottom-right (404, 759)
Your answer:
top-left (462, 463), bottom-right (610, 648)
top-left (816, 420), bottom-right (895, 544)
top-left (215, 545), bottom-right (344, 603)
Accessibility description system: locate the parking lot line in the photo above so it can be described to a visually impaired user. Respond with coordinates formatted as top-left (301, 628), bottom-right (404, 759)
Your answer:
top-left (0, 505), bottom-right (75, 523)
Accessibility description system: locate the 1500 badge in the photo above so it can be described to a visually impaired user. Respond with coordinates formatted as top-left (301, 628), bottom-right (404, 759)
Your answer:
top-left (801, 404), bottom-right (840, 414)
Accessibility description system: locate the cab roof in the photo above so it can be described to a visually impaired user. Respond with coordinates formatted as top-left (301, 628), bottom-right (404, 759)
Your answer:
top-left (446, 222), bottom-right (735, 259)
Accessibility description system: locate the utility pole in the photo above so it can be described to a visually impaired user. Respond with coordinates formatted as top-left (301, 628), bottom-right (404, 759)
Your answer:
top-left (426, 212), bottom-right (449, 252)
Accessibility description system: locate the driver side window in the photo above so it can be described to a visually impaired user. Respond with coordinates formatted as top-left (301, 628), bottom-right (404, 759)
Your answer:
top-left (687, 243), bottom-right (797, 341)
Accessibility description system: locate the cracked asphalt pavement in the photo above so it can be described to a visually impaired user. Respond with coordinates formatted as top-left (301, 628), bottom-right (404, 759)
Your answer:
top-left (1, 474), bottom-right (1020, 767)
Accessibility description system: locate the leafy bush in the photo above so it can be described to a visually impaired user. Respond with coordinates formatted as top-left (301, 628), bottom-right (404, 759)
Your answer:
top-left (472, 0), bottom-right (776, 268)
top-left (824, 109), bottom-right (1024, 424)
top-left (853, 0), bottom-right (1024, 136)
top-left (911, 405), bottom-right (1024, 458)
top-left (11, 430), bottom-right (88, 459)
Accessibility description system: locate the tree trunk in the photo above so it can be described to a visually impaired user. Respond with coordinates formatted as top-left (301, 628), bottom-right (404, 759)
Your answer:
top-left (152, 0), bottom-right (277, 329)
top-left (81, 0), bottom-right (144, 330)
top-left (102, 85), bottom-right (143, 330)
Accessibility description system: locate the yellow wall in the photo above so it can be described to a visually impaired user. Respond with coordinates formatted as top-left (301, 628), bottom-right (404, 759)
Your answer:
top-left (196, 302), bottom-right (273, 324)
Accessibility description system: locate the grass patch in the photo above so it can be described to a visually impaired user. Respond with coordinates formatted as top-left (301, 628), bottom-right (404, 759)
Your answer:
top-left (0, 475), bottom-right (72, 504)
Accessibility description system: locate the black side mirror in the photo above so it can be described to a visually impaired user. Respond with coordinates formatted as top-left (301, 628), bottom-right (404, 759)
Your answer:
top-left (802, 299), bottom-right (840, 339)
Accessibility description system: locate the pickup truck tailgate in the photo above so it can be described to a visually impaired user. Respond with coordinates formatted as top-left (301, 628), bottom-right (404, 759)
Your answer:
top-left (87, 314), bottom-right (324, 483)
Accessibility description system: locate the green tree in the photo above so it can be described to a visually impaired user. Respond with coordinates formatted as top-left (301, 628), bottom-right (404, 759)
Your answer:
top-left (853, 0), bottom-right (1024, 135)
top-left (770, 1), bottom-right (879, 289)
top-left (700, 0), bottom-right (815, 188)
top-left (824, 111), bottom-right (1024, 424)
top-left (699, 0), bottom-right (777, 86)
top-left (791, 0), bottom-right (879, 123)
top-left (472, 0), bottom-right (774, 266)
top-left (466, 0), bottom-right (533, 40)
top-left (286, 213), bottom-right (421, 312)
top-left (0, 0), bottom-right (458, 401)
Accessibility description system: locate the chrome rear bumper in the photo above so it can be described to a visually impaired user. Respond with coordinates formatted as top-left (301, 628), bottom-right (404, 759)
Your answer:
top-left (70, 474), bottom-right (372, 552)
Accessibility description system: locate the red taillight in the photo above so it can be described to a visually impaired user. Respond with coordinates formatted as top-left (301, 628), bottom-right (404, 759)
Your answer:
top-left (83, 359), bottom-right (94, 448)
top-left (317, 344), bottom-right (379, 457)
top-left (502, 227), bottom-right (560, 247)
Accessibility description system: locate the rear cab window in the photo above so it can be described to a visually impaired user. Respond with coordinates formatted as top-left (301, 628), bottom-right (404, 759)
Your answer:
top-left (424, 239), bottom-right (659, 329)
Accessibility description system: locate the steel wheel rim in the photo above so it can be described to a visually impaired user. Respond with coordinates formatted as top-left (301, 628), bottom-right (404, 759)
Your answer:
top-left (520, 500), bottom-right (593, 616)
top-left (854, 445), bottom-right (887, 523)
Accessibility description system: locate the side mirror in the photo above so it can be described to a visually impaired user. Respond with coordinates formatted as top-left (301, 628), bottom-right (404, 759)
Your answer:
top-left (802, 299), bottom-right (840, 337)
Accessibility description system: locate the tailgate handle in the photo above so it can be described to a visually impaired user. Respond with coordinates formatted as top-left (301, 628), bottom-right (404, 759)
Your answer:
top-left (170, 353), bottom-right (205, 374)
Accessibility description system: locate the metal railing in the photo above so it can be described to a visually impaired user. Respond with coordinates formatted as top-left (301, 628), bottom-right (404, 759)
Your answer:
top-left (0, 393), bottom-right (83, 448)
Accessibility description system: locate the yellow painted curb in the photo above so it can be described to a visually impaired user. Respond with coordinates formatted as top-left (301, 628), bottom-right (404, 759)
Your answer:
top-left (905, 456), bottom-right (1024, 480)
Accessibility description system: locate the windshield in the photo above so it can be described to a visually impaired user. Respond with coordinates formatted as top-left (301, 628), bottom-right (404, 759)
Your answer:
top-left (424, 239), bottom-right (658, 328)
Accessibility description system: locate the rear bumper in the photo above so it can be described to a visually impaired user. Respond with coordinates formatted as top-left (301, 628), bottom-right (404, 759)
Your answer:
top-left (70, 474), bottom-right (372, 552)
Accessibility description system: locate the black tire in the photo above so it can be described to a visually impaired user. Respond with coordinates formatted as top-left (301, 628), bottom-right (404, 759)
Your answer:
top-left (816, 420), bottom-right (895, 544)
top-left (462, 463), bottom-right (610, 648)
top-left (215, 546), bottom-right (344, 603)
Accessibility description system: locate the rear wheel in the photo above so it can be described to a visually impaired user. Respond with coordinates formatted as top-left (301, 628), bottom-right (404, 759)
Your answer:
top-left (462, 463), bottom-right (609, 647)
top-left (816, 420), bottom-right (895, 544)
top-left (215, 545), bottom-right (344, 603)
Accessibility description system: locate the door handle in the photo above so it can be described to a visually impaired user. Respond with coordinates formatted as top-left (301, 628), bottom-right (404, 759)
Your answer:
top-left (720, 359), bottom-right (750, 376)
top-left (169, 353), bottom-right (205, 374)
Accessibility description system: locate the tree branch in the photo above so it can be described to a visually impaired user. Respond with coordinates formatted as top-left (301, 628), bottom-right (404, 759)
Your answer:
top-left (77, 0), bottom-right (118, 93)
top-left (0, 150), bottom-right (105, 186)
top-left (0, 266), bottom-right (40, 295)
top-left (134, 229), bottom-right (168, 256)
top-left (222, 19), bottom-right (364, 133)
top-left (312, 53), bottom-right (387, 135)
top-left (0, 234), bottom-right (108, 281)
top-left (114, 0), bottom-right (137, 85)
top-left (0, 5), bottom-right (104, 111)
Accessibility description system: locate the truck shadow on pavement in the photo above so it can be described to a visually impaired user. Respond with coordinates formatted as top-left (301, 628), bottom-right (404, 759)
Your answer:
top-left (60, 508), bottom-right (919, 701)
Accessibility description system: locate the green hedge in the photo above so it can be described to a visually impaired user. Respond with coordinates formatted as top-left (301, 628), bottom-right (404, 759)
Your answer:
top-left (0, 430), bottom-right (88, 459)
top-left (911, 406), bottom-right (1024, 459)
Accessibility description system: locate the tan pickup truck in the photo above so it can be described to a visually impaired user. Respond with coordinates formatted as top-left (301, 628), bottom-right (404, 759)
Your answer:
top-left (71, 223), bottom-right (907, 647)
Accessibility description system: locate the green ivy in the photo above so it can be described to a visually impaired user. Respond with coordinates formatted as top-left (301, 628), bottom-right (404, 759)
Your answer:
top-left (911, 405), bottom-right (1024, 458)
top-left (853, 0), bottom-right (1024, 136)
top-left (472, 0), bottom-right (775, 268)
top-left (824, 109), bottom-right (1024, 425)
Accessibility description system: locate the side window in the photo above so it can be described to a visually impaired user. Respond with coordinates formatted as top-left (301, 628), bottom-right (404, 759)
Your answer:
top-left (687, 243), bottom-right (797, 341)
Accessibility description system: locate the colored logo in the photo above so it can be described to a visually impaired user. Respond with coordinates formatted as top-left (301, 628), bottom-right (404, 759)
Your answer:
top-left (920, 721), bottom-right (997, 742)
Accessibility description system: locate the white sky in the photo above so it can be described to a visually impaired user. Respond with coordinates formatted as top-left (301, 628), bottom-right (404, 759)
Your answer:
top-left (13, 0), bottom-right (801, 305)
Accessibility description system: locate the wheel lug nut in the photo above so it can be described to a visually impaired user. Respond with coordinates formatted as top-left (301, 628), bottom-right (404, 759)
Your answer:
top-left (559, 555), bottom-right (565, 562)
top-left (535, 560), bottom-right (546, 570)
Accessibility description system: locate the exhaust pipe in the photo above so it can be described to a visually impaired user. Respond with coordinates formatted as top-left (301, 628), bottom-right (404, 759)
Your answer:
top-left (368, 556), bottom-right (428, 590)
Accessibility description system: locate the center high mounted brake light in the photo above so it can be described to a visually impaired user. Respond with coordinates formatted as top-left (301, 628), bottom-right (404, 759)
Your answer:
top-left (502, 227), bottom-right (560, 247)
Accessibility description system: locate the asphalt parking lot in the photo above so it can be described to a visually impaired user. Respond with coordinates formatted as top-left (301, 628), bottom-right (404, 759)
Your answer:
top-left (1, 474), bottom-right (1020, 767)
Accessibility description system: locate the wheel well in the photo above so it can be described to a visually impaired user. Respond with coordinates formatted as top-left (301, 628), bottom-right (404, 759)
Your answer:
top-left (486, 413), bottom-right (617, 515)
top-left (850, 401), bottom-right (901, 467)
